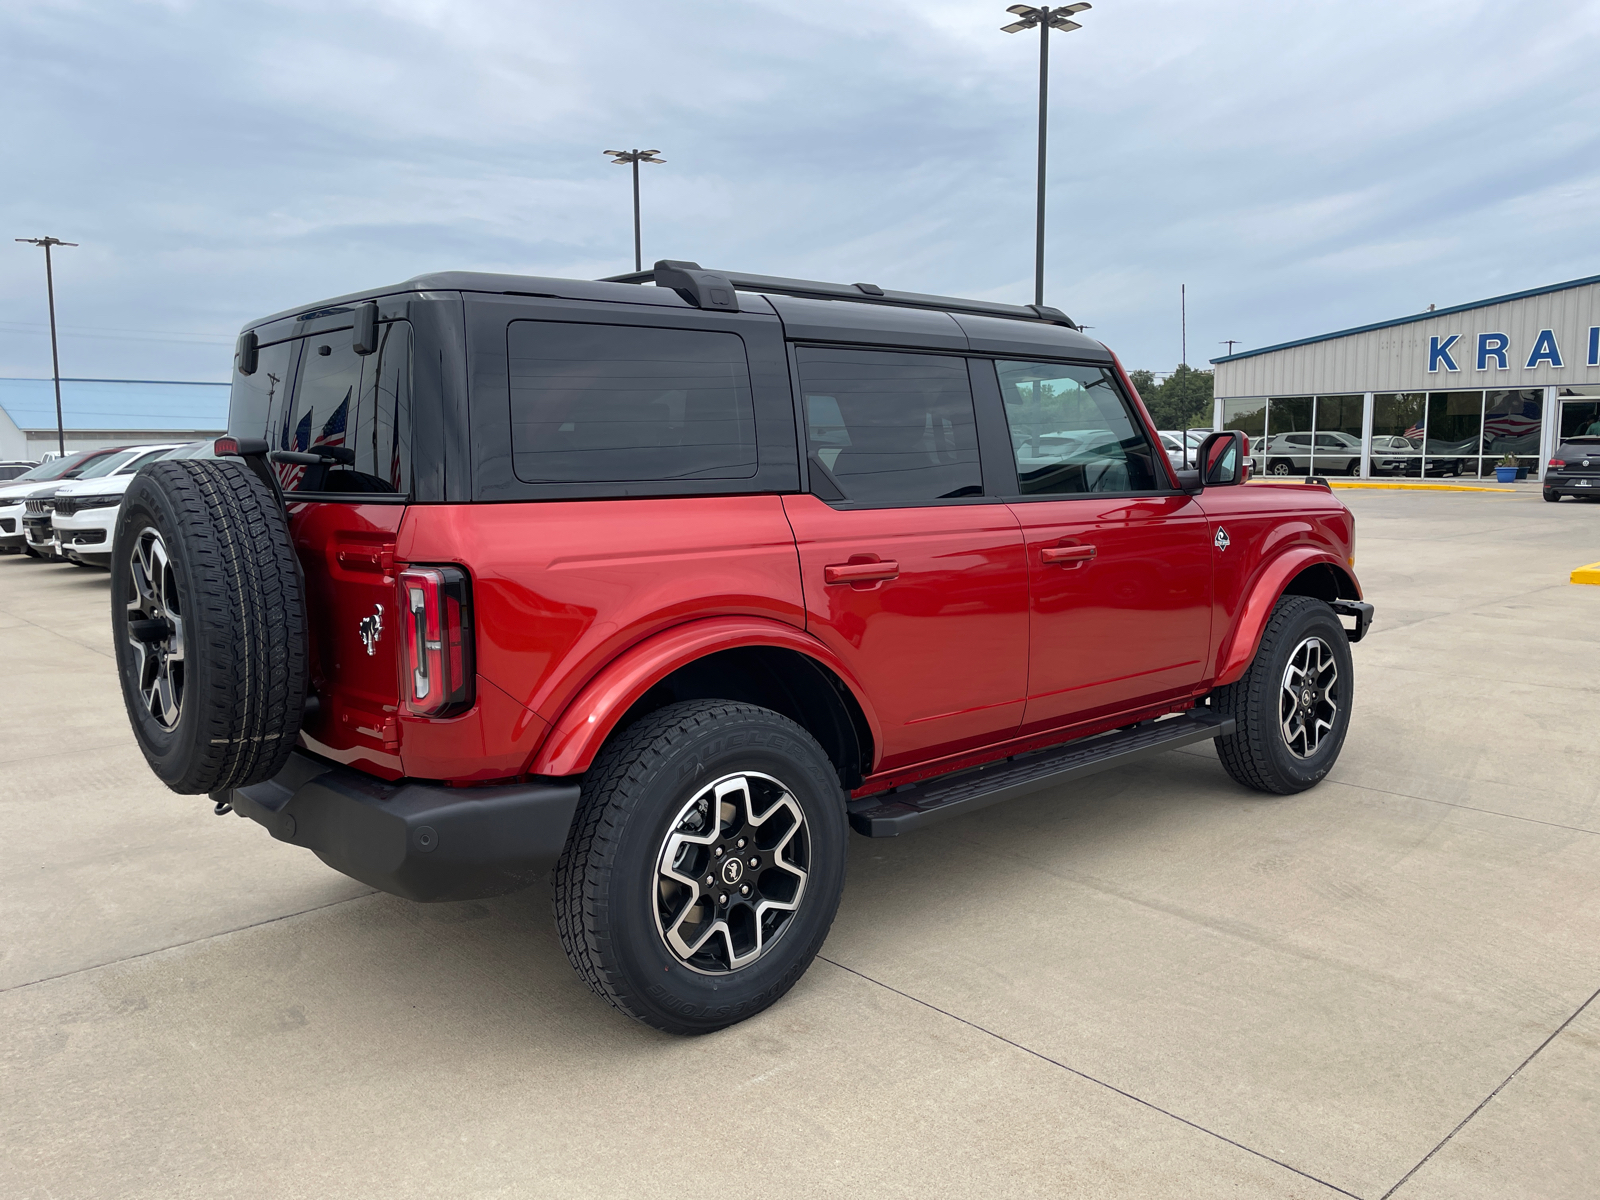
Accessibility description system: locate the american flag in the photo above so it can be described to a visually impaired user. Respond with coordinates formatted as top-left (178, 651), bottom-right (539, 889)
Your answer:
top-left (1483, 396), bottom-right (1542, 453)
top-left (276, 390), bottom-right (351, 491)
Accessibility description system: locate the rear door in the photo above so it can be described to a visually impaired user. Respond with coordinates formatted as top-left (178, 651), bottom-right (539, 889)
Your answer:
top-left (783, 346), bottom-right (1028, 773)
top-left (248, 317), bottom-right (414, 777)
top-left (981, 357), bottom-right (1213, 735)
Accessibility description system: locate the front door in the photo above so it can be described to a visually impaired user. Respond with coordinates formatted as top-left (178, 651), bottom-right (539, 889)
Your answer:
top-left (985, 358), bottom-right (1213, 735)
top-left (784, 347), bottom-right (1028, 773)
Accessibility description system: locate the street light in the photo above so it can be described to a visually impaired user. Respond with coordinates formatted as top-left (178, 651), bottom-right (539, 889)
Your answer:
top-left (602, 149), bottom-right (666, 273)
top-left (14, 235), bottom-right (78, 456)
top-left (1000, 3), bottom-right (1091, 307)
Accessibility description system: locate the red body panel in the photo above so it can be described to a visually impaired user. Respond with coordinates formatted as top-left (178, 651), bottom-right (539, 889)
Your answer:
top-left (781, 493), bottom-right (1029, 773)
top-left (1198, 483), bottom-right (1358, 685)
top-left (529, 616), bottom-right (882, 777)
top-left (397, 496), bottom-right (806, 768)
top-left (290, 501), bottom-right (407, 780)
top-left (1009, 494), bottom-right (1213, 732)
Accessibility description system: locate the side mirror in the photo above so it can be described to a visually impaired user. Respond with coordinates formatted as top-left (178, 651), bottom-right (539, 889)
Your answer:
top-left (236, 330), bottom-right (259, 376)
top-left (351, 302), bottom-right (379, 356)
top-left (1198, 430), bottom-right (1248, 486)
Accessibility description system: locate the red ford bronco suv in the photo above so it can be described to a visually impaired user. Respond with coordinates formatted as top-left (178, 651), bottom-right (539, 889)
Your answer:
top-left (111, 262), bottom-right (1372, 1034)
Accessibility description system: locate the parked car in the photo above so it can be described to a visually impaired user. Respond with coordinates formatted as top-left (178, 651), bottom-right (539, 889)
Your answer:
top-left (52, 442), bottom-right (196, 567)
top-left (1156, 429), bottom-right (1212, 472)
top-left (1369, 435), bottom-right (1416, 474)
top-left (0, 449), bottom-right (125, 557)
top-left (0, 460), bottom-right (39, 482)
top-left (23, 444), bottom-right (183, 561)
top-left (1253, 431), bottom-right (1363, 476)
top-left (112, 262), bottom-right (1371, 1035)
top-left (1544, 435), bottom-right (1600, 501)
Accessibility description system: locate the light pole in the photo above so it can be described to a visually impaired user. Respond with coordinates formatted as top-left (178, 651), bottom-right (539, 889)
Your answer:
top-left (1001, 3), bottom-right (1091, 307)
top-left (602, 149), bottom-right (666, 272)
top-left (14, 235), bottom-right (78, 456)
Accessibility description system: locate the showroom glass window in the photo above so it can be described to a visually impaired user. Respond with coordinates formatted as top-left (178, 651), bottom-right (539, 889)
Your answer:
top-left (509, 321), bottom-right (757, 484)
top-left (994, 360), bottom-right (1159, 494)
top-left (797, 347), bottom-right (981, 504)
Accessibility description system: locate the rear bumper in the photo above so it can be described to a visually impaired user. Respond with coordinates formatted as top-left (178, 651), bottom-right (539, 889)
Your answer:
top-left (1546, 477), bottom-right (1599, 495)
top-left (220, 750), bottom-right (583, 902)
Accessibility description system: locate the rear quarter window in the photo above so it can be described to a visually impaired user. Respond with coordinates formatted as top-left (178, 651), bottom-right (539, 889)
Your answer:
top-left (507, 321), bottom-right (758, 484)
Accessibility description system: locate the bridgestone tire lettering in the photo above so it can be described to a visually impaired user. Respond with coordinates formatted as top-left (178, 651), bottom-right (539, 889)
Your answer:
top-left (111, 459), bottom-right (308, 794)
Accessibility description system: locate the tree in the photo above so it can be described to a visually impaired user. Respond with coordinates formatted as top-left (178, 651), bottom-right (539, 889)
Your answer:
top-left (1130, 364), bottom-right (1214, 430)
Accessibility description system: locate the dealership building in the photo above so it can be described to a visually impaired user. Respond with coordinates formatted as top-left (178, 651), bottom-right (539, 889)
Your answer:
top-left (1210, 273), bottom-right (1600, 480)
top-left (0, 378), bottom-right (228, 462)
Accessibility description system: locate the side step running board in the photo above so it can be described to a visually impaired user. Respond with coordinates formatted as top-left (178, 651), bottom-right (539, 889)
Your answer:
top-left (847, 710), bottom-right (1235, 837)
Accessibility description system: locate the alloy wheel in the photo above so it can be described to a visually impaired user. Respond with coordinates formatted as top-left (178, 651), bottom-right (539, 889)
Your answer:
top-left (1279, 635), bottom-right (1338, 758)
top-left (125, 527), bottom-right (186, 730)
top-left (654, 771), bottom-right (809, 975)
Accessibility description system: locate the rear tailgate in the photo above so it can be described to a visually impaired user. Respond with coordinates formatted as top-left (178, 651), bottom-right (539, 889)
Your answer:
top-left (291, 500), bottom-right (406, 778)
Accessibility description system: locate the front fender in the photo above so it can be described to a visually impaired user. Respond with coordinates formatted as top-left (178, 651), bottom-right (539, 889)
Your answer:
top-left (527, 616), bottom-right (884, 777)
top-left (1214, 548), bottom-right (1360, 686)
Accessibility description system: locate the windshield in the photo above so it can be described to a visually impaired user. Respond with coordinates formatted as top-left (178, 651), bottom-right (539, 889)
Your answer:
top-left (8, 453), bottom-right (91, 483)
top-left (111, 446), bottom-right (181, 474)
top-left (159, 440), bottom-right (217, 461)
top-left (75, 449), bottom-right (143, 479)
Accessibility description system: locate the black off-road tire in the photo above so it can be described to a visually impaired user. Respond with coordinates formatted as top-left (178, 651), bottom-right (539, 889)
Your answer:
top-left (554, 700), bottom-right (849, 1035)
top-left (111, 459), bottom-right (308, 795)
top-left (1210, 595), bottom-right (1354, 795)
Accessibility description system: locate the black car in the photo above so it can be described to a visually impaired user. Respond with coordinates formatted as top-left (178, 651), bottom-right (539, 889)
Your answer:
top-left (1544, 436), bottom-right (1600, 501)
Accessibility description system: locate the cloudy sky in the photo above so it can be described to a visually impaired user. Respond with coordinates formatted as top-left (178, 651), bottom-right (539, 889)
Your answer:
top-left (3, 0), bottom-right (1599, 383)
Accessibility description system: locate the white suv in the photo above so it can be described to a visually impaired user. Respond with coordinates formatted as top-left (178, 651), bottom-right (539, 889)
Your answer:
top-left (1253, 431), bottom-right (1362, 477)
top-left (50, 443), bottom-right (193, 565)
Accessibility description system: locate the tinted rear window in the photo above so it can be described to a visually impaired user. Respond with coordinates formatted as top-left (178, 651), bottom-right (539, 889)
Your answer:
top-left (507, 321), bottom-right (758, 484)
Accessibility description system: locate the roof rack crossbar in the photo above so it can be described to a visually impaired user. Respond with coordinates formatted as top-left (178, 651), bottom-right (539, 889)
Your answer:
top-left (600, 262), bottom-right (1078, 330)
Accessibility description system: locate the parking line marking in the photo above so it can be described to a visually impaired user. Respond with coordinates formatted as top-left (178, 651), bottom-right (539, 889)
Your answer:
top-left (1572, 562), bottom-right (1600, 586)
top-left (819, 955), bottom-right (1362, 1198)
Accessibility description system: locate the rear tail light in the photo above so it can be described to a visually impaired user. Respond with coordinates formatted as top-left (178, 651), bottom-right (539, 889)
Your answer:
top-left (398, 565), bottom-right (474, 717)
top-left (1549, 458), bottom-right (1565, 468)
top-left (214, 437), bottom-right (240, 457)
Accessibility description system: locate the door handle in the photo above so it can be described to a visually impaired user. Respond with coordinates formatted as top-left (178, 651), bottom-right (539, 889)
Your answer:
top-left (824, 560), bottom-right (900, 585)
top-left (1041, 544), bottom-right (1096, 566)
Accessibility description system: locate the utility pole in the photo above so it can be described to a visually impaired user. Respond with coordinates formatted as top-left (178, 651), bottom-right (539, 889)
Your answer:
top-left (1181, 284), bottom-right (1187, 368)
top-left (15, 236), bottom-right (78, 456)
top-left (1001, 4), bottom-right (1092, 307)
top-left (1221, 339), bottom-right (1240, 355)
top-left (602, 149), bottom-right (666, 273)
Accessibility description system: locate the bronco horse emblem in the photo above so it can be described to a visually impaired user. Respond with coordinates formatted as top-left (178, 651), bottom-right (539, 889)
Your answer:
top-left (358, 604), bottom-right (383, 656)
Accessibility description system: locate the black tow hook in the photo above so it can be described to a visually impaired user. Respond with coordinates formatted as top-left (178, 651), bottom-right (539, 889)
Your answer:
top-left (213, 799), bottom-right (233, 816)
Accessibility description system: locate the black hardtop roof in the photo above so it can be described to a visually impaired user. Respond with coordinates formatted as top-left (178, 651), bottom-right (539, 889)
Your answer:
top-left (240, 265), bottom-right (1106, 359)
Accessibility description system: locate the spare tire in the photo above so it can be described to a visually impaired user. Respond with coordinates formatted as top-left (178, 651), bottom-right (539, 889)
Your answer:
top-left (111, 459), bottom-right (308, 794)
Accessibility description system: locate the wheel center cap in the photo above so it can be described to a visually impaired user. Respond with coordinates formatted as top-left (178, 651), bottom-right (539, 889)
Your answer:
top-left (1302, 688), bottom-right (1314, 705)
top-left (720, 857), bottom-right (744, 886)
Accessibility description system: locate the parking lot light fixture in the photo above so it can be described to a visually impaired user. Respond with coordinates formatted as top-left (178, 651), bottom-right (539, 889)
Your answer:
top-left (602, 149), bottom-right (667, 273)
top-left (14, 235), bottom-right (78, 456)
top-left (1000, 3), bottom-right (1091, 307)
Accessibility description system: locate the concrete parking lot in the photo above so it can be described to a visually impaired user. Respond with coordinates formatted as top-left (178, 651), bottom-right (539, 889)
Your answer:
top-left (3, 488), bottom-right (1598, 1199)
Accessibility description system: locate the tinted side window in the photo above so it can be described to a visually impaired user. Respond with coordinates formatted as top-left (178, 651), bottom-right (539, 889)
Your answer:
top-left (996, 360), bottom-right (1160, 495)
top-left (229, 338), bottom-right (297, 441)
top-left (508, 321), bottom-right (757, 483)
top-left (336, 320), bottom-right (412, 495)
top-left (270, 323), bottom-right (412, 495)
top-left (797, 347), bottom-right (981, 504)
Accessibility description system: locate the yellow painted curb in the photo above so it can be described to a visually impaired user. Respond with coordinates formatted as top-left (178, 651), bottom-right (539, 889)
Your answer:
top-left (1328, 481), bottom-right (1517, 493)
top-left (1247, 480), bottom-right (1517, 493)
top-left (1573, 562), bottom-right (1600, 586)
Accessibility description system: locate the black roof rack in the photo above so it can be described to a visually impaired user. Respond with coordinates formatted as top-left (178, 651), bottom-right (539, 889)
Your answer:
top-left (601, 261), bottom-right (1079, 330)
